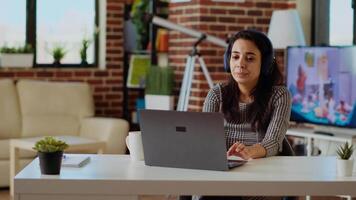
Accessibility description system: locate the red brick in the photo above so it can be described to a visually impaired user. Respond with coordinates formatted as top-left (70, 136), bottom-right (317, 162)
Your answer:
top-left (209, 25), bottom-right (226, 31)
top-left (273, 3), bottom-right (291, 9)
top-left (88, 79), bottom-right (104, 85)
top-left (218, 17), bottom-right (235, 23)
top-left (95, 86), bottom-right (110, 92)
top-left (248, 10), bottom-right (263, 16)
top-left (94, 71), bottom-right (109, 77)
top-left (107, 4), bottom-right (122, 11)
top-left (257, 18), bottom-right (270, 25)
top-left (16, 71), bottom-right (35, 77)
top-left (95, 101), bottom-right (109, 108)
top-left (236, 1), bottom-right (254, 8)
top-left (55, 71), bottom-right (73, 78)
top-left (199, 16), bottom-right (217, 22)
top-left (106, 94), bottom-right (121, 100)
top-left (228, 9), bottom-right (245, 15)
top-left (210, 8), bottom-right (226, 15)
top-left (37, 71), bottom-right (54, 77)
top-left (107, 19), bottom-right (122, 25)
top-left (0, 71), bottom-right (15, 77)
top-left (106, 79), bottom-right (121, 84)
top-left (185, 8), bottom-right (196, 14)
top-left (74, 71), bottom-right (92, 77)
top-left (237, 18), bottom-right (254, 24)
top-left (93, 94), bottom-right (104, 101)
top-left (256, 2), bottom-right (272, 8)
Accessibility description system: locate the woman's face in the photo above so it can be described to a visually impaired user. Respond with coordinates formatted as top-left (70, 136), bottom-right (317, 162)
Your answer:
top-left (229, 39), bottom-right (262, 88)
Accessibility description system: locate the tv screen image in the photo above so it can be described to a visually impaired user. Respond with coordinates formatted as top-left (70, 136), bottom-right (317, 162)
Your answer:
top-left (286, 46), bottom-right (356, 128)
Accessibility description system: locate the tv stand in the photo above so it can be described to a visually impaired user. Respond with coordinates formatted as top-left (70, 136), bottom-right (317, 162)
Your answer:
top-left (286, 127), bottom-right (356, 156)
top-left (313, 131), bottom-right (334, 136)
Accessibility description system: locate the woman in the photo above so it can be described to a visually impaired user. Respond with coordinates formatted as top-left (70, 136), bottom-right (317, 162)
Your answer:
top-left (204, 29), bottom-right (291, 161)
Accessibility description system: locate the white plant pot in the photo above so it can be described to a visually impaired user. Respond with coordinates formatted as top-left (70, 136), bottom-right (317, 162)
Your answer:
top-left (0, 53), bottom-right (34, 68)
top-left (336, 158), bottom-right (354, 177)
top-left (145, 94), bottom-right (174, 110)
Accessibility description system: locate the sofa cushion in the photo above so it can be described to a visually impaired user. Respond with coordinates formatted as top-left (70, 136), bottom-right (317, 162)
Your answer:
top-left (0, 79), bottom-right (21, 139)
top-left (17, 80), bottom-right (95, 137)
top-left (0, 139), bottom-right (36, 160)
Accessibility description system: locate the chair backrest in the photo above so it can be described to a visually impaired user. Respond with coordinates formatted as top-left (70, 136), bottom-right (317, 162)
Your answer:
top-left (0, 79), bottom-right (21, 139)
top-left (279, 137), bottom-right (296, 156)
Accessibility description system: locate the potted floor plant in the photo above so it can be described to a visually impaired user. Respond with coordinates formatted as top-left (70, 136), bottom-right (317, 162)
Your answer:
top-left (145, 66), bottom-right (175, 110)
top-left (0, 44), bottom-right (34, 68)
top-left (336, 142), bottom-right (354, 177)
top-left (33, 136), bottom-right (69, 175)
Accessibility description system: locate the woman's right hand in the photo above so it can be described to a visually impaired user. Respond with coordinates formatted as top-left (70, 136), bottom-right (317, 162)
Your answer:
top-left (227, 142), bottom-right (251, 160)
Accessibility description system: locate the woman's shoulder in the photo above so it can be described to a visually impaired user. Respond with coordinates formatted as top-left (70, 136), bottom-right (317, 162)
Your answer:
top-left (205, 83), bottom-right (223, 102)
top-left (271, 85), bottom-right (291, 101)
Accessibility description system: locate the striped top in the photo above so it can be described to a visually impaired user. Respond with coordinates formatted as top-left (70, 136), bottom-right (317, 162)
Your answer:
top-left (203, 83), bottom-right (291, 157)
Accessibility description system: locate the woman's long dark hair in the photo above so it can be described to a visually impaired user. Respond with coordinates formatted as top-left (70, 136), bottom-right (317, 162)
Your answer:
top-left (222, 30), bottom-right (283, 132)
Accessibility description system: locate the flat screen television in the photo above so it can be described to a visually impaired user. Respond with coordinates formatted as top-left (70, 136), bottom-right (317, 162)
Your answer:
top-left (286, 46), bottom-right (356, 129)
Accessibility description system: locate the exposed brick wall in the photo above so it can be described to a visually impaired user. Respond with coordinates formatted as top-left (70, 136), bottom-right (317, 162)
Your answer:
top-left (0, 0), bottom-right (292, 121)
top-left (169, 0), bottom-right (295, 111)
top-left (0, 0), bottom-right (125, 118)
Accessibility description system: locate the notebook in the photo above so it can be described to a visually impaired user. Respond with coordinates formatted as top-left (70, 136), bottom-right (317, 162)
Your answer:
top-left (62, 155), bottom-right (91, 168)
top-left (139, 110), bottom-right (247, 171)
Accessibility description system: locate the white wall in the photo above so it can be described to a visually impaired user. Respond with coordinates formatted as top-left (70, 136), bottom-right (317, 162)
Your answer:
top-left (297, 0), bottom-right (312, 45)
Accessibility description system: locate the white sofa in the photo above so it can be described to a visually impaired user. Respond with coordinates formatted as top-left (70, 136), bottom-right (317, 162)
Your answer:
top-left (0, 79), bottom-right (129, 187)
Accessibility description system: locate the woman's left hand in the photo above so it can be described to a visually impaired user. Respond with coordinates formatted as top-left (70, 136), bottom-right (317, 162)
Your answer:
top-left (227, 142), bottom-right (253, 160)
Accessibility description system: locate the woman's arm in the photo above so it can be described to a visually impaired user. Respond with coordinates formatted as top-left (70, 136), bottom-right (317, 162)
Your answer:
top-left (260, 87), bottom-right (292, 157)
top-left (227, 87), bottom-right (291, 159)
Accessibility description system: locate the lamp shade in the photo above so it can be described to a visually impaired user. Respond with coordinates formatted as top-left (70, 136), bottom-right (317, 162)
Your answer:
top-left (267, 9), bottom-right (306, 49)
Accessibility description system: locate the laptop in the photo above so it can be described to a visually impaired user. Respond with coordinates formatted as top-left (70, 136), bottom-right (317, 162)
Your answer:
top-left (139, 109), bottom-right (247, 171)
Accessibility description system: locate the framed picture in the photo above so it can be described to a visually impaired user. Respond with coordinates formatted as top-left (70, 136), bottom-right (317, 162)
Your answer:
top-left (127, 54), bottom-right (151, 88)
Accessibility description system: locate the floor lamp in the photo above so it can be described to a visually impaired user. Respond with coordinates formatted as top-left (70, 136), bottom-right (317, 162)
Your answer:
top-left (267, 9), bottom-right (306, 49)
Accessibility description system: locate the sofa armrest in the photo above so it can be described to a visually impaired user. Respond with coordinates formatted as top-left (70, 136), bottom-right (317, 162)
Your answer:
top-left (79, 117), bottom-right (129, 154)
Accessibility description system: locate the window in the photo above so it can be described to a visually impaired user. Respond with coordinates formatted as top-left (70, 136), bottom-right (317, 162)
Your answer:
top-left (36, 0), bottom-right (97, 65)
top-left (329, 0), bottom-right (354, 45)
top-left (1, 0), bottom-right (99, 67)
top-left (0, 0), bottom-right (26, 47)
top-left (313, 0), bottom-right (355, 45)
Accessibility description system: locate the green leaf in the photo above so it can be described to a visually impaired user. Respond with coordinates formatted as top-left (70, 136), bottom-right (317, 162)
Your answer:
top-left (336, 142), bottom-right (354, 160)
top-left (32, 136), bottom-right (69, 153)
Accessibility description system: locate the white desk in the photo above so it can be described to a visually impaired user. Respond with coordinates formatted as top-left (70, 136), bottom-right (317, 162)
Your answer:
top-left (10, 136), bottom-right (106, 197)
top-left (14, 154), bottom-right (356, 200)
top-left (286, 128), bottom-right (356, 156)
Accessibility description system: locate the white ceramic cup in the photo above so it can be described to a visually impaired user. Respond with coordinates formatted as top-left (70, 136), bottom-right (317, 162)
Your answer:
top-left (126, 131), bottom-right (144, 161)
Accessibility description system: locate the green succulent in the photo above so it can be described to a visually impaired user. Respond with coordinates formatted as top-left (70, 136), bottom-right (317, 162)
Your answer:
top-left (33, 136), bottom-right (69, 153)
top-left (51, 46), bottom-right (67, 63)
top-left (336, 142), bottom-right (354, 160)
top-left (80, 38), bottom-right (92, 62)
top-left (0, 44), bottom-right (33, 54)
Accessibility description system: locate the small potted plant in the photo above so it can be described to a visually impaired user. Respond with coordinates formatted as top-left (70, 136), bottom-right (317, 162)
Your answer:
top-left (0, 44), bottom-right (34, 68)
top-left (336, 142), bottom-right (354, 177)
top-left (33, 136), bottom-right (69, 175)
top-left (51, 45), bottom-right (67, 67)
top-left (80, 38), bottom-right (92, 66)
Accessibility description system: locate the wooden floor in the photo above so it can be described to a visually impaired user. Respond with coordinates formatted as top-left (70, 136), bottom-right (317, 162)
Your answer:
top-left (0, 189), bottom-right (9, 200)
top-left (0, 189), bottom-right (350, 200)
